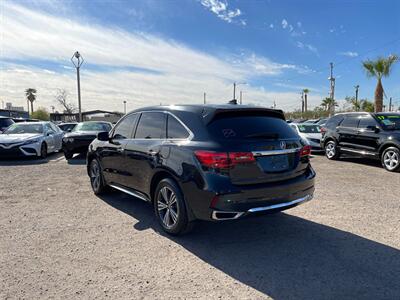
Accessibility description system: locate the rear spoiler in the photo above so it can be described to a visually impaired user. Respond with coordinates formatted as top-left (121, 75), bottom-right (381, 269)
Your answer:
top-left (203, 108), bottom-right (285, 124)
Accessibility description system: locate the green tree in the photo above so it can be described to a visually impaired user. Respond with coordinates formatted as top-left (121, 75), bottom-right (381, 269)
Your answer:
top-left (360, 100), bottom-right (375, 112)
top-left (31, 107), bottom-right (49, 121)
top-left (362, 54), bottom-right (398, 112)
top-left (345, 96), bottom-right (361, 111)
top-left (321, 97), bottom-right (337, 112)
top-left (25, 88), bottom-right (37, 113)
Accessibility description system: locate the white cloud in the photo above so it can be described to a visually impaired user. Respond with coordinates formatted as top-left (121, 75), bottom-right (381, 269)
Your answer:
top-left (200, 0), bottom-right (245, 25)
top-left (281, 19), bottom-right (288, 29)
top-left (0, 3), bottom-right (314, 112)
top-left (269, 23), bottom-right (274, 29)
top-left (297, 22), bottom-right (302, 28)
top-left (339, 51), bottom-right (358, 57)
top-left (296, 41), bottom-right (319, 55)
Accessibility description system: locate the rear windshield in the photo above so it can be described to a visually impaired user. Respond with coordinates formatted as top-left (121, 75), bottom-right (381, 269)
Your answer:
top-left (0, 118), bottom-right (14, 128)
top-left (73, 122), bottom-right (112, 132)
top-left (297, 124), bottom-right (320, 133)
top-left (208, 116), bottom-right (298, 140)
top-left (375, 114), bottom-right (400, 130)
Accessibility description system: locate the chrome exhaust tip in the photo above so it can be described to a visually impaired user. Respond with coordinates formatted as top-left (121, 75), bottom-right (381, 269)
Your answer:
top-left (211, 211), bottom-right (244, 220)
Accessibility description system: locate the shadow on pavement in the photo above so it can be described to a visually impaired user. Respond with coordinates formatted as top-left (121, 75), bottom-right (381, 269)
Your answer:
top-left (66, 153), bottom-right (87, 165)
top-left (99, 191), bottom-right (400, 299)
top-left (339, 155), bottom-right (383, 169)
top-left (0, 151), bottom-right (64, 166)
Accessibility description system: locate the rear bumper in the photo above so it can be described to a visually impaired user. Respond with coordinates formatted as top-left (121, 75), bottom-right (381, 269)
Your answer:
top-left (62, 140), bottom-right (91, 153)
top-left (183, 166), bottom-right (316, 221)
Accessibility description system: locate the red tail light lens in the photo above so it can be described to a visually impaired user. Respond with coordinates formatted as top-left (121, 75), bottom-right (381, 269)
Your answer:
top-left (300, 145), bottom-right (312, 157)
top-left (320, 127), bottom-right (327, 133)
top-left (194, 151), bottom-right (255, 169)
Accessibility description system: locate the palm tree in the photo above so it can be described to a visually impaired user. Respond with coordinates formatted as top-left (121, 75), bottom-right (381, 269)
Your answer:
top-left (345, 96), bottom-right (361, 111)
top-left (302, 89), bottom-right (310, 112)
top-left (25, 88), bottom-right (37, 113)
top-left (362, 54), bottom-right (398, 112)
top-left (321, 97), bottom-right (337, 112)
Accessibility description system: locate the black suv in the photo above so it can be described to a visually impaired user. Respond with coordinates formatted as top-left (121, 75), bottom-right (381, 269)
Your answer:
top-left (321, 112), bottom-right (400, 172)
top-left (86, 105), bottom-right (315, 235)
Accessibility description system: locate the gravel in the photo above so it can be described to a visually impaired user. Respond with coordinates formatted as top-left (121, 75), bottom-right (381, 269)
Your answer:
top-left (0, 153), bottom-right (399, 299)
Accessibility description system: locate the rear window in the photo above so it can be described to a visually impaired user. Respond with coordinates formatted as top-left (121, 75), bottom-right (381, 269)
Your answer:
top-left (297, 124), bottom-right (320, 133)
top-left (208, 116), bottom-right (298, 140)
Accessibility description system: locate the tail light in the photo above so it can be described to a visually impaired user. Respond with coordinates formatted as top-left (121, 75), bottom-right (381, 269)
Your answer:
top-left (320, 127), bottom-right (327, 134)
top-left (300, 145), bottom-right (311, 157)
top-left (194, 150), bottom-right (255, 169)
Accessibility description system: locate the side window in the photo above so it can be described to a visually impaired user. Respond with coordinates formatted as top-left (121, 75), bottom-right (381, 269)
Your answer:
top-left (113, 114), bottom-right (138, 139)
top-left (167, 115), bottom-right (190, 139)
top-left (358, 117), bottom-right (377, 129)
top-left (45, 123), bottom-right (55, 133)
top-left (135, 112), bottom-right (166, 139)
top-left (326, 115), bottom-right (344, 129)
top-left (340, 116), bottom-right (359, 128)
top-left (49, 123), bottom-right (60, 133)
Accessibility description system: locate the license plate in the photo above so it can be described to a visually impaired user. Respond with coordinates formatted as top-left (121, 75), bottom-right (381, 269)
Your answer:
top-left (257, 155), bottom-right (289, 172)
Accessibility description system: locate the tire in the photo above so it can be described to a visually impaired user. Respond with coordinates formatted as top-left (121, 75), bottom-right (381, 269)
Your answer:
top-left (39, 143), bottom-right (47, 159)
top-left (381, 147), bottom-right (400, 172)
top-left (325, 140), bottom-right (340, 160)
top-left (64, 151), bottom-right (73, 160)
top-left (89, 158), bottom-right (108, 195)
top-left (154, 178), bottom-right (193, 235)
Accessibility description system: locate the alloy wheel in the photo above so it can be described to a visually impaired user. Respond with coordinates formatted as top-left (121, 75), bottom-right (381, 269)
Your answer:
top-left (383, 150), bottom-right (399, 171)
top-left (90, 160), bottom-right (101, 191)
top-left (157, 186), bottom-right (179, 229)
top-left (326, 143), bottom-right (336, 159)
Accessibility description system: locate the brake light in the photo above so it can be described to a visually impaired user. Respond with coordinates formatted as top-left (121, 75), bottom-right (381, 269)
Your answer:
top-left (300, 145), bottom-right (311, 157)
top-left (320, 127), bottom-right (327, 133)
top-left (194, 151), bottom-right (255, 169)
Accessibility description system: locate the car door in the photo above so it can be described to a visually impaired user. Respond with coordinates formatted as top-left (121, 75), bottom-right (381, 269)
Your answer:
top-left (356, 116), bottom-right (381, 154)
top-left (100, 113), bottom-right (139, 185)
top-left (337, 115), bottom-right (360, 150)
top-left (49, 122), bottom-right (64, 150)
top-left (43, 123), bottom-right (56, 152)
top-left (123, 112), bottom-right (167, 192)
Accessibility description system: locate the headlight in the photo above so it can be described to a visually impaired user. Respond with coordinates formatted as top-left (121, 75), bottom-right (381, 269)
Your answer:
top-left (23, 138), bottom-right (40, 145)
top-left (63, 137), bottom-right (74, 143)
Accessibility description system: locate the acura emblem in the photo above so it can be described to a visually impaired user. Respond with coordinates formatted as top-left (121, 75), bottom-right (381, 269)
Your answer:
top-left (280, 141), bottom-right (286, 149)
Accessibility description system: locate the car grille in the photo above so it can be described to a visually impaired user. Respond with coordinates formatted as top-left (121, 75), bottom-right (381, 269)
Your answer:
top-left (0, 143), bottom-right (19, 149)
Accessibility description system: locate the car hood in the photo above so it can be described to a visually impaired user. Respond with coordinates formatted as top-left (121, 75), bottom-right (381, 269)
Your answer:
top-left (299, 132), bottom-right (322, 139)
top-left (64, 131), bottom-right (99, 138)
top-left (0, 133), bottom-right (42, 143)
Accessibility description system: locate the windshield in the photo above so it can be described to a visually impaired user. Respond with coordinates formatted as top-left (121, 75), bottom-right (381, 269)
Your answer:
top-left (297, 124), bottom-right (320, 133)
top-left (4, 123), bottom-right (43, 134)
top-left (376, 114), bottom-right (400, 130)
top-left (0, 118), bottom-right (14, 129)
top-left (73, 122), bottom-right (112, 132)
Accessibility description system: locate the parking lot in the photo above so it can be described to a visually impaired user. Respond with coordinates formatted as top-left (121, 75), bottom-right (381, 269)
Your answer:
top-left (1, 154), bottom-right (399, 299)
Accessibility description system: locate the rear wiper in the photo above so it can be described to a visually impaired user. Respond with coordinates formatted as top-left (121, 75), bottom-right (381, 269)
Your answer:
top-left (245, 132), bottom-right (279, 139)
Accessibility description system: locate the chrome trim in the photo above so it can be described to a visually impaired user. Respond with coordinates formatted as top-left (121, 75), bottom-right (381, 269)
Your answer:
top-left (247, 194), bottom-right (313, 213)
top-left (252, 148), bottom-right (300, 156)
top-left (109, 184), bottom-right (150, 202)
top-left (340, 147), bottom-right (376, 156)
top-left (211, 211), bottom-right (244, 220)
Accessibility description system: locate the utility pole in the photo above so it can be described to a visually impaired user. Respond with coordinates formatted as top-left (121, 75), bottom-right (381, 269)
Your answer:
top-left (301, 91), bottom-right (304, 114)
top-left (328, 62), bottom-right (336, 115)
top-left (233, 82), bottom-right (236, 100)
top-left (123, 100), bottom-right (127, 114)
top-left (203, 92), bottom-right (206, 104)
top-left (389, 97), bottom-right (392, 112)
top-left (354, 85), bottom-right (359, 111)
top-left (239, 91), bottom-right (243, 104)
top-left (71, 51), bottom-right (84, 122)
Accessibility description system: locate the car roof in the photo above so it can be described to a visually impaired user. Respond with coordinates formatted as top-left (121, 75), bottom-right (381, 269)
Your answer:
top-left (128, 104), bottom-right (285, 123)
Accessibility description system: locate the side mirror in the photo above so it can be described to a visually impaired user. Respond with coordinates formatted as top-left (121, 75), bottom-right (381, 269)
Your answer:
top-left (97, 131), bottom-right (109, 141)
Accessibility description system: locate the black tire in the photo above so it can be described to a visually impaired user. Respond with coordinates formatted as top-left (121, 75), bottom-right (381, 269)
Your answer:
top-left (381, 147), bottom-right (400, 172)
top-left (64, 151), bottom-right (73, 160)
top-left (154, 178), bottom-right (193, 235)
top-left (39, 143), bottom-right (47, 159)
top-left (324, 140), bottom-right (340, 160)
top-left (89, 158), bottom-right (108, 195)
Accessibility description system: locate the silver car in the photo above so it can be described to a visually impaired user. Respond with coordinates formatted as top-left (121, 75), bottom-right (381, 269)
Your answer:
top-left (0, 122), bottom-right (64, 158)
top-left (290, 123), bottom-right (323, 152)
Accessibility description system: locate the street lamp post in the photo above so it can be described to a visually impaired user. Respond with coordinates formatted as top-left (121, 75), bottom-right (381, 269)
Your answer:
top-left (71, 51), bottom-right (84, 122)
top-left (123, 100), bottom-right (127, 114)
top-left (233, 82), bottom-right (247, 102)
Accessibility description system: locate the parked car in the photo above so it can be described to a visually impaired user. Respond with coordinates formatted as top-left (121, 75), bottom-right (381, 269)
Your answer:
top-left (86, 105), bottom-right (315, 235)
top-left (303, 119), bottom-right (319, 124)
top-left (321, 112), bottom-right (400, 172)
top-left (62, 121), bottom-right (112, 159)
top-left (316, 118), bottom-right (329, 127)
top-left (290, 123), bottom-right (323, 152)
top-left (12, 118), bottom-right (40, 123)
top-left (0, 116), bottom-right (14, 133)
top-left (0, 122), bottom-right (64, 158)
top-left (58, 122), bottom-right (78, 132)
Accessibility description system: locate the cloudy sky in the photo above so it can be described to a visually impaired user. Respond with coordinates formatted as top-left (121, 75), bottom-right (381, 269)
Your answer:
top-left (1, 0), bottom-right (399, 113)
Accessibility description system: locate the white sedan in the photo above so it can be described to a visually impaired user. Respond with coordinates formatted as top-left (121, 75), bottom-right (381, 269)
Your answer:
top-left (290, 123), bottom-right (323, 152)
top-left (0, 122), bottom-right (64, 158)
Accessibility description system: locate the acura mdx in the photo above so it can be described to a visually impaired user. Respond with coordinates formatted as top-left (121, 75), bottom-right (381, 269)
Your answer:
top-left (87, 105), bottom-right (316, 235)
